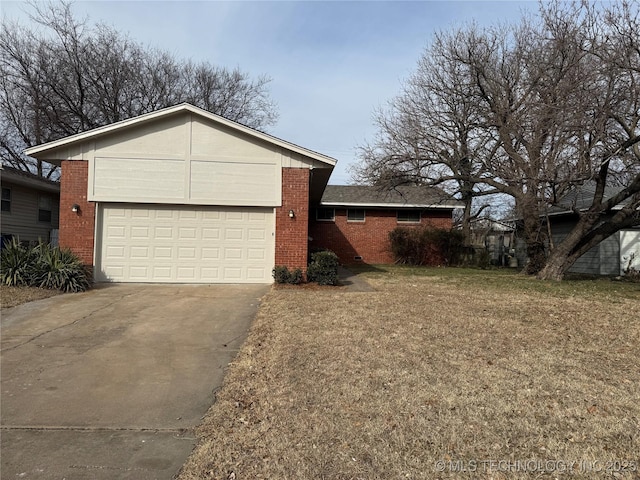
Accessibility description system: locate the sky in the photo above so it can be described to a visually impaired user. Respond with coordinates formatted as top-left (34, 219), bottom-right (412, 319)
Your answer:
top-left (2, 1), bottom-right (535, 184)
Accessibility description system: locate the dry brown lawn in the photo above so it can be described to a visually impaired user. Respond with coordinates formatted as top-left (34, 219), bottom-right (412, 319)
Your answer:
top-left (0, 284), bottom-right (61, 308)
top-left (179, 268), bottom-right (640, 480)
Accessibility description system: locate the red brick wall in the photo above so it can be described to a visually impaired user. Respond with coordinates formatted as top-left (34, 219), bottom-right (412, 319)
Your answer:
top-left (309, 208), bottom-right (453, 264)
top-left (275, 168), bottom-right (310, 272)
top-left (59, 161), bottom-right (95, 265)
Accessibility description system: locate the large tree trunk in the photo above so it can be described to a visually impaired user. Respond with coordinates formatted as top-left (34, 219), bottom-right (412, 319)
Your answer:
top-left (460, 188), bottom-right (473, 246)
top-left (523, 240), bottom-right (547, 275)
top-left (519, 197), bottom-right (548, 275)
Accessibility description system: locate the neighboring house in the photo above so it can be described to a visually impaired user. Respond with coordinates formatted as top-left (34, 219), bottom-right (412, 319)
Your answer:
top-left (469, 218), bottom-right (520, 267)
top-left (309, 185), bottom-right (462, 264)
top-left (0, 165), bottom-right (60, 245)
top-left (530, 184), bottom-right (640, 276)
top-left (24, 103), bottom-right (460, 284)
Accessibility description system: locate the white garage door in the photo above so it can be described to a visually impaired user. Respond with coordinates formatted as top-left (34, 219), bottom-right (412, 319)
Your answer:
top-left (96, 204), bottom-right (275, 283)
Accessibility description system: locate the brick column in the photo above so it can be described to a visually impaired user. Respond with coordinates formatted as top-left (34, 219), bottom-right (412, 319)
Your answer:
top-left (59, 160), bottom-right (96, 266)
top-left (275, 168), bottom-right (310, 272)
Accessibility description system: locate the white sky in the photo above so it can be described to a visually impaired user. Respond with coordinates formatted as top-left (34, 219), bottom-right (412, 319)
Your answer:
top-left (2, 1), bottom-right (534, 184)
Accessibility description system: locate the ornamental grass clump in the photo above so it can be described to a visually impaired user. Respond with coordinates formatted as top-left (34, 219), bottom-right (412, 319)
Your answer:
top-left (0, 240), bottom-right (91, 293)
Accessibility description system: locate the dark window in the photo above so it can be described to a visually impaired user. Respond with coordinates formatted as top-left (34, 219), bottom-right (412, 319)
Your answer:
top-left (38, 195), bottom-right (52, 223)
top-left (347, 209), bottom-right (365, 222)
top-left (397, 210), bottom-right (421, 223)
top-left (316, 208), bottom-right (335, 221)
top-left (1, 188), bottom-right (10, 212)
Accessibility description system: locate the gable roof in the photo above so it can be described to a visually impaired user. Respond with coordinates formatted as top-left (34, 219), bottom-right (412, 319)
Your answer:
top-left (24, 103), bottom-right (337, 168)
top-left (319, 185), bottom-right (463, 209)
top-left (548, 182), bottom-right (633, 216)
top-left (0, 164), bottom-right (60, 194)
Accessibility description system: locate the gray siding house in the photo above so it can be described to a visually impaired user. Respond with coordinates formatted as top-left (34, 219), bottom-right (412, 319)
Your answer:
top-left (548, 216), bottom-right (638, 276)
top-left (544, 185), bottom-right (640, 276)
top-left (1, 165), bottom-right (60, 245)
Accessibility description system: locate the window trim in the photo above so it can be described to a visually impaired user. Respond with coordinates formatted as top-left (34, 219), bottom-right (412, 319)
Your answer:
top-left (346, 208), bottom-right (366, 222)
top-left (316, 207), bottom-right (335, 222)
top-left (1, 187), bottom-right (11, 213)
top-left (38, 194), bottom-right (53, 224)
top-left (397, 210), bottom-right (421, 223)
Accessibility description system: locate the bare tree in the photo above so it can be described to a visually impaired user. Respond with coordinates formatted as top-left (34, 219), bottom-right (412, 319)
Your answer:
top-left (0, 1), bottom-right (278, 178)
top-left (354, 28), bottom-right (501, 244)
top-left (354, 1), bottom-right (640, 280)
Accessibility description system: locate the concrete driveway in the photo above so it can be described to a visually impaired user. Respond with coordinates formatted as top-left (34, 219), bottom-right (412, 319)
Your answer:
top-left (1, 283), bottom-right (269, 479)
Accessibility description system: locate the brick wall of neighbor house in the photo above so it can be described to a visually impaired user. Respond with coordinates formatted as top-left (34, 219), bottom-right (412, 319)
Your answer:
top-left (275, 168), bottom-right (310, 272)
top-left (59, 161), bottom-right (95, 265)
top-left (309, 209), bottom-right (452, 264)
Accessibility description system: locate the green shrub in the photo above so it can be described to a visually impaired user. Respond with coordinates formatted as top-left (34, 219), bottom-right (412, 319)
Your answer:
top-left (0, 238), bottom-right (36, 286)
top-left (389, 227), bottom-right (466, 266)
top-left (307, 250), bottom-right (339, 285)
top-left (272, 265), bottom-right (303, 284)
top-left (0, 240), bottom-right (91, 292)
top-left (31, 243), bottom-right (92, 292)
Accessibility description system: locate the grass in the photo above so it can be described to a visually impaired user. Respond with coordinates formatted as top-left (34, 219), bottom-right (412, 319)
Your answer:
top-left (0, 284), bottom-right (62, 308)
top-left (178, 267), bottom-right (640, 480)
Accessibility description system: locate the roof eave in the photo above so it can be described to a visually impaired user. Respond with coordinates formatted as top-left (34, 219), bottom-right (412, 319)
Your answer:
top-left (1, 171), bottom-right (60, 193)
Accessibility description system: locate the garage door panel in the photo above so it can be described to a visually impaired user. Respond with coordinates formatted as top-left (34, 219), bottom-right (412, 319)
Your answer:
top-left (202, 228), bottom-right (220, 240)
top-left (225, 228), bottom-right (244, 240)
top-left (130, 226), bottom-right (150, 239)
top-left (97, 204), bottom-right (274, 283)
top-left (178, 227), bottom-right (197, 239)
top-left (130, 246), bottom-right (149, 259)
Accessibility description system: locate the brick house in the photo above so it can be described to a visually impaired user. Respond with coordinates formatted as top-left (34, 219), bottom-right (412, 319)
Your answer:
top-left (310, 185), bottom-right (462, 264)
top-left (24, 104), bottom-right (461, 283)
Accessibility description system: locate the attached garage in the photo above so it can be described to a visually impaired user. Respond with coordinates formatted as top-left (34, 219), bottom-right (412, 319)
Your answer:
top-left (96, 204), bottom-right (274, 283)
top-left (24, 103), bottom-right (336, 284)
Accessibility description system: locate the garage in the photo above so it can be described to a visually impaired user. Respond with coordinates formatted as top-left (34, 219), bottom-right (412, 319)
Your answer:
top-left (96, 204), bottom-right (274, 283)
top-left (23, 103), bottom-right (336, 283)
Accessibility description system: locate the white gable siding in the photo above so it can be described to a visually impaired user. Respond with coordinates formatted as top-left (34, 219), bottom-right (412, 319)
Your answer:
top-left (85, 112), bottom-right (281, 206)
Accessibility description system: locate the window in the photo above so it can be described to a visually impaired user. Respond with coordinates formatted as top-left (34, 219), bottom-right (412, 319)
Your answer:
top-left (1, 188), bottom-right (10, 212)
top-left (397, 210), bottom-right (421, 223)
top-left (316, 208), bottom-right (335, 221)
top-left (38, 195), bottom-right (52, 223)
top-left (347, 208), bottom-right (365, 222)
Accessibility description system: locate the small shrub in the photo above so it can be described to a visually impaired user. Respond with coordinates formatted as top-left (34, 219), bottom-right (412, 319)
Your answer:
top-left (622, 254), bottom-right (640, 282)
top-left (0, 240), bottom-right (91, 292)
top-left (0, 238), bottom-right (36, 286)
top-left (272, 266), bottom-right (303, 285)
top-left (31, 243), bottom-right (92, 293)
top-left (475, 248), bottom-right (492, 270)
top-left (307, 250), bottom-right (339, 285)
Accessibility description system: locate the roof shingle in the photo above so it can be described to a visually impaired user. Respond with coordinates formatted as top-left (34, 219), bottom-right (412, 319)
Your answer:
top-left (320, 185), bottom-right (463, 209)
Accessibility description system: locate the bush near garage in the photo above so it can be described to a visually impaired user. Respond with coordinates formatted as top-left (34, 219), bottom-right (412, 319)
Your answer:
top-left (0, 239), bottom-right (92, 293)
top-left (389, 227), bottom-right (465, 266)
top-left (272, 266), bottom-right (304, 285)
top-left (306, 250), bottom-right (339, 286)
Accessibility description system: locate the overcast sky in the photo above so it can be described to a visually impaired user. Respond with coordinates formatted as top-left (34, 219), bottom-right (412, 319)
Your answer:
top-left (2, 1), bottom-right (534, 184)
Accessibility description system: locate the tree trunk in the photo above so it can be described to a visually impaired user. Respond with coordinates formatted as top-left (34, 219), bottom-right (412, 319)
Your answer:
top-left (523, 240), bottom-right (547, 275)
top-left (460, 189), bottom-right (473, 246)
top-left (519, 197), bottom-right (548, 275)
top-left (537, 254), bottom-right (576, 280)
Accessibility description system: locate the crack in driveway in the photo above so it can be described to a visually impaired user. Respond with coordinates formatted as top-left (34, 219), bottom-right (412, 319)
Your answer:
top-left (1, 291), bottom-right (140, 353)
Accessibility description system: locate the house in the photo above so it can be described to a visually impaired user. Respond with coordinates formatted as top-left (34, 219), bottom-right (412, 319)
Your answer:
top-left (469, 218), bottom-right (519, 267)
top-left (24, 103), bottom-right (459, 283)
top-left (0, 165), bottom-right (60, 245)
top-left (534, 185), bottom-right (640, 276)
top-left (309, 185), bottom-right (462, 264)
